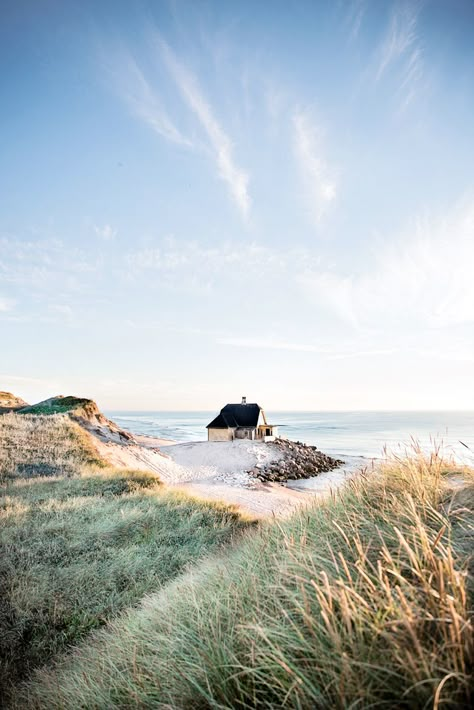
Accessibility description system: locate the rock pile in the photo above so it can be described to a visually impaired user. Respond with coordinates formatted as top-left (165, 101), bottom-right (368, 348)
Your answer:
top-left (248, 438), bottom-right (344, 483)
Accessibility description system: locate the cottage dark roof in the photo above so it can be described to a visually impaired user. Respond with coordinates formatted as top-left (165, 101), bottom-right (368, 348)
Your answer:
top-left (206, 403), bottom-right (262, 429)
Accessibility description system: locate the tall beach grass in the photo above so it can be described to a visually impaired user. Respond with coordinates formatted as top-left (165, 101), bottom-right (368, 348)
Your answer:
top-left (18, 446), bottom-right (474, 709)
top-left (0, 414), bottom-right (251, 702)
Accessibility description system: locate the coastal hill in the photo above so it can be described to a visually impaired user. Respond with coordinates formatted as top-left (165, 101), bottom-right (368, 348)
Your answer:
top-left (0, 390), bottom-right (473, 708)
top-left (0, 402), bottom-right (249, 702)
top-left (1, 392), bottom-right (345, 514)
top-left (18, 394), bottom-right (96, 415)
top-left (17, 394), bottom-right (136, 444)
top-left (1, 398), bottom-right (472, 708)
top-left (0, 391), bottom-right (29, 413)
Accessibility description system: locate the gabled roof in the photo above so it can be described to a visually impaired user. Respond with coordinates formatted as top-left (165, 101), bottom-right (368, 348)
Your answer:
top-left (207, 403), bottom-right (262, 429)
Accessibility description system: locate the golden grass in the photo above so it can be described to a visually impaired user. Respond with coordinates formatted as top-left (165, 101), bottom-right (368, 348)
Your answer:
top-left (0, 413), bottom-right (103, 480)
top-left (15, 447), bottom-right (473, 709)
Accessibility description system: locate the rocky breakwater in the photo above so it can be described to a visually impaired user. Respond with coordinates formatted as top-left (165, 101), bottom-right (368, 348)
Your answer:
top-left (249, 438), bottom-right (344, 483)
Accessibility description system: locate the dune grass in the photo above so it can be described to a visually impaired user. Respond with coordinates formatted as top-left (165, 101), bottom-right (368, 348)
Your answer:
top-left (0, 414), bottom-right (252, 702)
top-left (16, 448), bottom-right (474, 709)
top-left (0, 412), bottom-right (103, 480)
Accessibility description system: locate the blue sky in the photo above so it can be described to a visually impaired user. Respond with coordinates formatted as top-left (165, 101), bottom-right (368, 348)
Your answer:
top-left (1, 0), bottom-right (474, 410)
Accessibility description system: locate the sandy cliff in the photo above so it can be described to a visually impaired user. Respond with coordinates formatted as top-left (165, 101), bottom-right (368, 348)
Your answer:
top-left (0, 391), bottom-right (29, 413)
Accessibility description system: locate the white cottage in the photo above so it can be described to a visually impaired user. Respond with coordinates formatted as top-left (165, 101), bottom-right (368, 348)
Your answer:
top-left (206, 397), bottom-right (278, 442)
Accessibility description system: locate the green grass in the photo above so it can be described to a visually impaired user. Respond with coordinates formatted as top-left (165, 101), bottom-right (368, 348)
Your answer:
top-left (0, 414), bottom-right (252, 703)
top-left (2, 412), bottom-right (473, 708)
top-left (18, 397), bottom-right (93, 416)
top-left (17, 449), bottom-right (474, 709)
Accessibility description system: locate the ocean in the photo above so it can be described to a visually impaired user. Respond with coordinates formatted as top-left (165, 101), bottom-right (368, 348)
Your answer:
top-left (106, 410), bottom-right (474, 464)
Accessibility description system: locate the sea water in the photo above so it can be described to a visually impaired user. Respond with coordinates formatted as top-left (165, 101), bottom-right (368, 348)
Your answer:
top-left (106, 410), bottom-right (474, 464)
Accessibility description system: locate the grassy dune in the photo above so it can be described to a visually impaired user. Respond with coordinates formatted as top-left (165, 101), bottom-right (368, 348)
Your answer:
top-left (2, 412), bottom-right (473, 708)
top-left (0, 414), bottom-right (251, 702)
top-left (0, 412), bottom-right (103, 480)
top-left (16, 448), bottom-right (474, 709)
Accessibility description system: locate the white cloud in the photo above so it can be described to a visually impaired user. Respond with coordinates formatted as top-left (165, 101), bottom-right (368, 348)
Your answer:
top-left (105, 38), bottom-right (251, 219)
top-left (397, 45), bottom-right (424, 111)
top-left (0, 237), bottom-right (99, 289)
top-left (374, 1), bottom-right (424, 110)
top-left (126, 238), bottom-right (316, 285)
top-left (217, 335), bottom-right (397, 361)
top-left (299, 199), bottom-right (474, 331)
top-left (293, 110), bottom-right (337, 225)
top-left (111, 52), bottom-right (193, 147)
top-left (345, 0), bottom-right (367, 42)
top-left (94, 223), bottom-right (117, 241)
top-left (160, 40), bottom-right (251, 220)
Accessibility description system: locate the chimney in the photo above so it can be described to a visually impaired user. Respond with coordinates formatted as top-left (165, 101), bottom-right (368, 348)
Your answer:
top-left (241, 396), bottom-right (247, 405)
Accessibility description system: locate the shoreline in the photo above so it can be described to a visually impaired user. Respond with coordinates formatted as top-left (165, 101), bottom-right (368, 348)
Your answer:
top-left (92, 421), bottom-right (369, 517)
top-left (104, 410), bottom-right (474, 464)
top-left (134, 433), bottom-right (178, 448)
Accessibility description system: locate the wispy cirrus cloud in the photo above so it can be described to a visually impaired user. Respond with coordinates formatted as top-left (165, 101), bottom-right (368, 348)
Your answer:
top-left (293, 110), bottom-right (337, 225)
top-left (217, 335), bottom-right (397, 361)
top-left (105, 35), bottom-right (250, 220)
top-left (299, 198), bottom-right (474, 331)
top-left (111, 52), bottom-right (193, 147)
top-left (345, 0), bottom-right (368, 42)
top-left (374, 1), bottom-right (424, 110)
top-left (159, 40), bottom-right (251, 220)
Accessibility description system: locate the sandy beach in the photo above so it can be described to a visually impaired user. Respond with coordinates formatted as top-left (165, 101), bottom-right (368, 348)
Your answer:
top-left (91, 428), bottom-right (363, 517)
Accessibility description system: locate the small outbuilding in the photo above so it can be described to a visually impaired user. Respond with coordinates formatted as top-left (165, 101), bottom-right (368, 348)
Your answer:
top-left (206, 397), bottom-right (278, 442)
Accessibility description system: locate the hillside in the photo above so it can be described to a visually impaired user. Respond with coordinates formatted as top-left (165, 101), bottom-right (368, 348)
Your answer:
top-left (1, 402), bottom-right (473, 708)
top-left (13, 442), bottom-right (474, 709)
top-left (17, 395), bottom-right (136, 443)
top-left (0, 392), bottom-right (29, 414)
top-left (0, 411), bottom-right (250, 704)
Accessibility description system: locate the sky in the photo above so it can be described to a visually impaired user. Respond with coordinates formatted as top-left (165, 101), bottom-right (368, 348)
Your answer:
top-left (1, 0), bottom-right (474, 411)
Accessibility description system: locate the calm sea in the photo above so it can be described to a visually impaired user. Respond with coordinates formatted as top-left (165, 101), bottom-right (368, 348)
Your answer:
top-left (106, 410), bottom-right (474, 463)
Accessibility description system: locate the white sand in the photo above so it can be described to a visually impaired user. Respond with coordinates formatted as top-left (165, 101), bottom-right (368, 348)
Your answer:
top-left (90, 431), bottom-right (364, 518)
top-left (135, 433), bottom-right (177, 448)
top-left (160, 440), bottom-right (279, 486)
